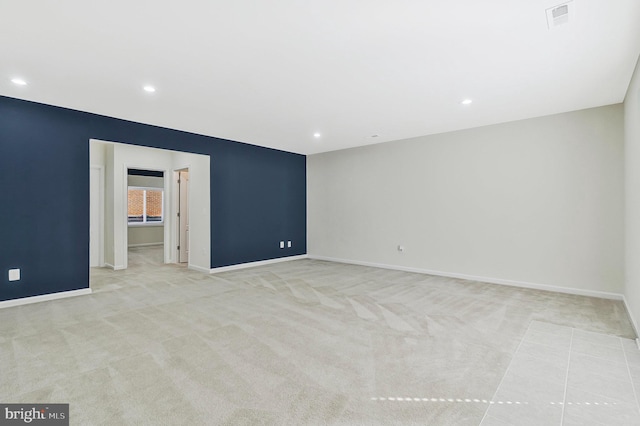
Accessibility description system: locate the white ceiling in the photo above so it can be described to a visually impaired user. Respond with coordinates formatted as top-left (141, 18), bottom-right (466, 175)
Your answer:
top-left (2, 1), bottom-right (639, 155)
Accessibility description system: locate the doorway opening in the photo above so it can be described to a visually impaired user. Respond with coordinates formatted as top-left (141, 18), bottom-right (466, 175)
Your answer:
top-left (127, 169), bottom-right (165, 267)
top-left (89, 139), bottom-right (211, 281)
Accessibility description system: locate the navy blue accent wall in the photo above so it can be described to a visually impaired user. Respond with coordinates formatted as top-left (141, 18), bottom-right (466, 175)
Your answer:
top-left (0, 95), bottom-right (306, 302)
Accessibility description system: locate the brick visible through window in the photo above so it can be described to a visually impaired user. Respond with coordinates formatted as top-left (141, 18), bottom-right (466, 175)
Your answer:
top-left (128, 188), bottom-right (163, 223)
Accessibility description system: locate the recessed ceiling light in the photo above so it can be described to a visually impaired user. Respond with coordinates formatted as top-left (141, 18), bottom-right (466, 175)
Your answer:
top-left (461, 99), bottom-right (473, 105)
top-left (11, 78), bottom-right (27, 86)
top-left (143, 85), bottom-right (156, 93)
top-left (313, 132), bottom-right (321, 138)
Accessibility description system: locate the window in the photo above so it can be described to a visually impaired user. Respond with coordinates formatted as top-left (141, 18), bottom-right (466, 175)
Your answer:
top-left (128, 187), bottom-right (163, 224)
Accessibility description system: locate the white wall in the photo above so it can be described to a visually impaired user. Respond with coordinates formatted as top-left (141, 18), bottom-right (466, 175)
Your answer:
top-left (308, 104), bottom-right (624, 295)
top-left (104, 144), bottom-right (115, 267)
top-left (90, 140), bottom-right (106, 166)
top-left (89, 142), bottom-right (107, 266)
top-left (625, 56), bottom-right (640, 330)
top-left (127, 226), bottom-right (164, 247)
top-left (128, 175), bottom-right (163, 188)
top-left (172, 151), bottom-right (211, 271)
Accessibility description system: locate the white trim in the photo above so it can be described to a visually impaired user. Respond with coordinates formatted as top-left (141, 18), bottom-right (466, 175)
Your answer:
top-left (623, 296), bottom-right (640, 338)
top-left (128, 222), bottom-right (164, 228)
top-left (122, 163), bottom-right (128, 269)
top-left (128, 242), bottom-right (164, 248)
top-left (308, 255), bottom-right (624, 300)
top-left (189, 264), bottom-right (211, 273)
top-left (0, 288), bottom-right (92, 309)
top-left (104, 263), bottom-right (126, 271)
top-left (210, 254), bottom-right (308, 273)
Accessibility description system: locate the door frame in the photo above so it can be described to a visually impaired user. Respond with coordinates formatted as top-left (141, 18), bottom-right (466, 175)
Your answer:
top-left (173, 166), bottom-right (191, 264)
top-left (122, 164), bottom-right (170, 269)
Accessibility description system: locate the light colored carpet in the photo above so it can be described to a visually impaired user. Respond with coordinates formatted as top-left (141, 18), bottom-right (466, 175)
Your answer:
top-left (1, 246), bottom-right (638, 425)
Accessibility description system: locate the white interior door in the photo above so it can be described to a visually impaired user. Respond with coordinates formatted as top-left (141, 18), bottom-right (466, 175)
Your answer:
top-left (178, 170), bottom-right (189, 263)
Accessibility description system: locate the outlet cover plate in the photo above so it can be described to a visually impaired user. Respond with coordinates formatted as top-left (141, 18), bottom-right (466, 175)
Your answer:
top-left (9, 269), bottom-right (20, 281)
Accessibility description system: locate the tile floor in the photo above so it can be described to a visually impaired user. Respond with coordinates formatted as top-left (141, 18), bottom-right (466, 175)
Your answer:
top-left (482, 321), bottom-right (640, 425)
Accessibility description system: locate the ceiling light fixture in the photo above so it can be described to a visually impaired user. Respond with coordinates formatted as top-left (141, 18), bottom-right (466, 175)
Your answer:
top-left (143, 85), bottom-right (156, 93)
top-left (461, 99), bottom-right (473, 105)
top-left (313, 132), bottom-right (321, 138)
top-left (11, 78), bottom-right (27, 86)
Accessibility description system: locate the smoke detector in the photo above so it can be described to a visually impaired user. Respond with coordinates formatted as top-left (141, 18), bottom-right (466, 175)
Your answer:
top-left (546, 1), bottom-right (573, 29)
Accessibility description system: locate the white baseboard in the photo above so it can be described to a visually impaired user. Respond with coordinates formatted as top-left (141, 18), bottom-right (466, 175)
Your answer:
top-left (308, 255), bottom-right (624, 301)
top-left (104, 263), bottom-right (126, 271)
top-left (623, 296), bottom-right (640, 339)
top-left (188, 264), bottom-right (211, 273)
top-left (210, 254), bottom-right (308, 273)
top-left (0, 288), bottom-right (92, 309)
top-left (128, 243), bottom-right (163, 248)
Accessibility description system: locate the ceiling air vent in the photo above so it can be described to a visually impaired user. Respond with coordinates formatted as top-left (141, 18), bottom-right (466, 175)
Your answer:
top-left (546, 1), bottom-right (573, 29)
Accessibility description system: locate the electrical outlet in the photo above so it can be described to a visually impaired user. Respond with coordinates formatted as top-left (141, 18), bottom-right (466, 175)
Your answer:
top-left (287, 241), bottom-right (292, 248)
top-left (8, 268), bottom-right (20, 281)
top-left (280, 241), bottom-right (285, 249)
